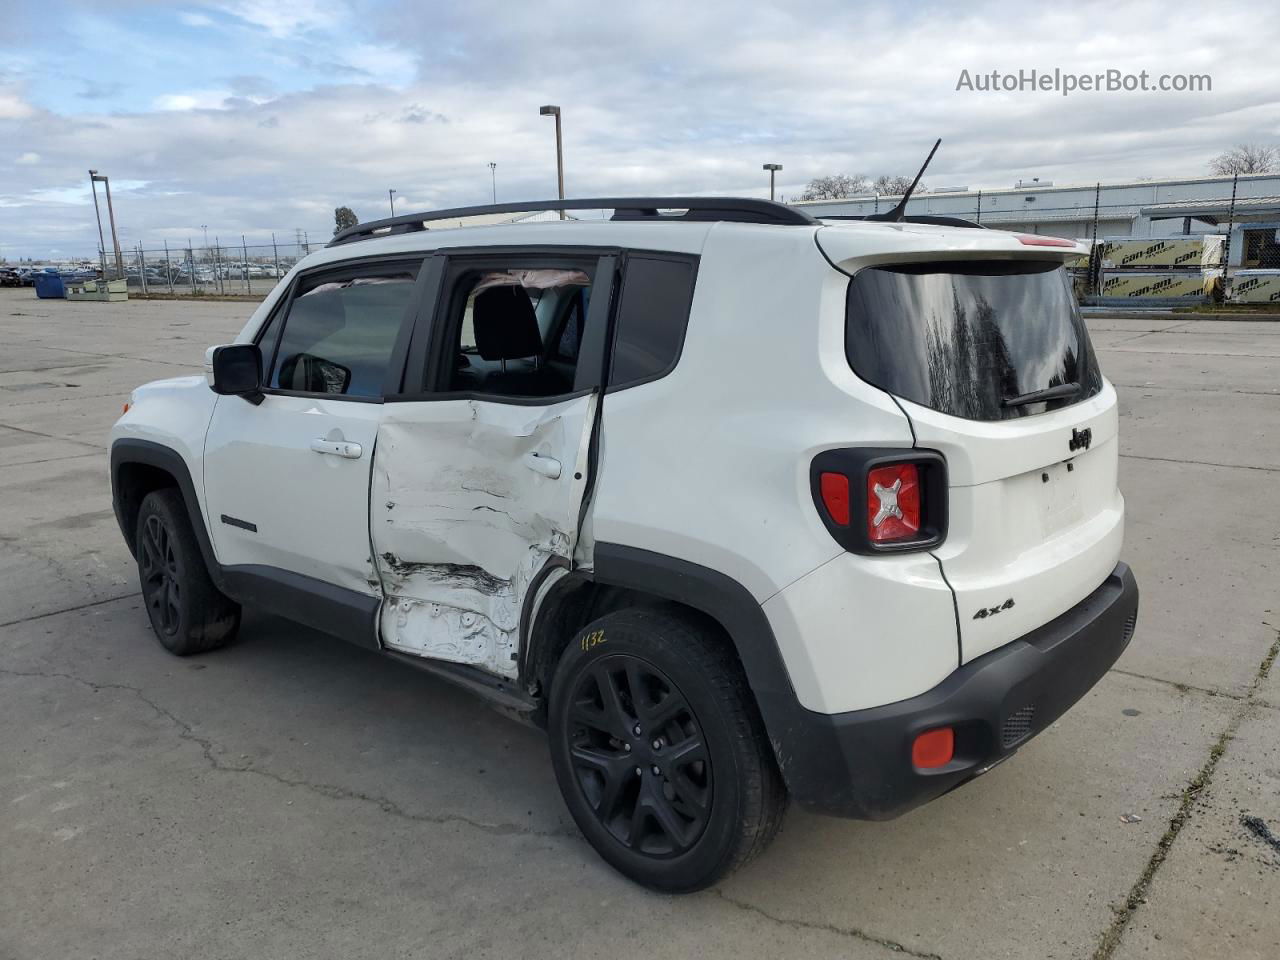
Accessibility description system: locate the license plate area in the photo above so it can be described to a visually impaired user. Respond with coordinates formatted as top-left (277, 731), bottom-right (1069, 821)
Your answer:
top-left (1039, 460), bottom-right (1083, 536)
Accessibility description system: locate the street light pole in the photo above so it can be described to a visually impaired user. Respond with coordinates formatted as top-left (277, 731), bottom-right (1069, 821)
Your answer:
top-left (488, 162), bottom-right (497, 204)
top-left (388, 188), bottom-right (397, 217)
top-left (88, 170), bottom-right (107, 277)
top-left (539, 105), bottom-right (565, 219)
top-left (763, 163), bottom-right (783, 202)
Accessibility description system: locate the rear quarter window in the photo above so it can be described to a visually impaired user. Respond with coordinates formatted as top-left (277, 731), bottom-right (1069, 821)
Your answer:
top-left (608, 254), bottom-right (697, 388)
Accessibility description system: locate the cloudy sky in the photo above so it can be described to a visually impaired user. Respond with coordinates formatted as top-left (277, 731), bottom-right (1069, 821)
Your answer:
top-left (2, 0), bottom-right (1278, 258)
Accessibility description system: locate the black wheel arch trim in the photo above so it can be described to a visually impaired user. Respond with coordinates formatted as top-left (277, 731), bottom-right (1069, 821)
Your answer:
top-left (111, 438), bottom-right (226, 591)
top-left (588, 542), bottom-right (807, 774)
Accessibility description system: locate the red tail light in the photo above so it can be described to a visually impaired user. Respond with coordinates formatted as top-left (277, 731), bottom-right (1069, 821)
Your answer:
top-left (818, 472), bottom-right (850, 526)
top-left (866, 463), bottom-right (920, 543)
top-left (810, 449), bottom-right (947, 554)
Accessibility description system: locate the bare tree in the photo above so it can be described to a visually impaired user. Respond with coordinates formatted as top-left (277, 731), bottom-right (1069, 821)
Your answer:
top-left (872, 174), bottom-right (914, 196)
top-left (800, 174), bottom-right (869, 201)
top-left (333, 205), bottom-right (359, 236)
top-left (1210, 144), bottom-right (1278, 176)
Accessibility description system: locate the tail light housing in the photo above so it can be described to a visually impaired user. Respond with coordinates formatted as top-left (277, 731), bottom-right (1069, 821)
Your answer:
top-left (811, 448), bottom-right (947, 554)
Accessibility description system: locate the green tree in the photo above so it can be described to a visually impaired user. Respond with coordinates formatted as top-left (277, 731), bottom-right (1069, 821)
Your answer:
top-left (333, 206), bottom-right (359, 236)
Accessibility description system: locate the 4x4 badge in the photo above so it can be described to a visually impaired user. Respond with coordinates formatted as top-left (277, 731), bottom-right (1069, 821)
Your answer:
top-left (1069, 427), bottom-right (1092, 452)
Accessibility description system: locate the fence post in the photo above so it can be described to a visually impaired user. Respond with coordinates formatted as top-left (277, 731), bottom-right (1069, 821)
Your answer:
top-left (213, 238), bottom-right (223, 295)
top-left (188, 244), bottom-right (196, 295)
top-left (272, 232), bottom-right (280, 281)
top-left (164, 240), bottom-right (174, 294)
top-left (138, 244), bottom-right (148, 295)
top-left (242, 235), bottom-right (251, 295)
top-left (1089, 181), bottom-right (1101, 296)
top-left (975, 190), bottom-right (982, 224)
top-left (1221, 174), bottom-right (1238, 300)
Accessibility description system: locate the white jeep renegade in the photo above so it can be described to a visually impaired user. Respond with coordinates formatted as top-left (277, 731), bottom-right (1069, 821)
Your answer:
top-left (111, 197), bottom-right (1139, 892)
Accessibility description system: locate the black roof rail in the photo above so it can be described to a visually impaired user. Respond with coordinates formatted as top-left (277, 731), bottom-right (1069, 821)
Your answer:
top-left (821, 214), bottom-right (986, 230)
top-left (328, 197), bottom-right (817, 246)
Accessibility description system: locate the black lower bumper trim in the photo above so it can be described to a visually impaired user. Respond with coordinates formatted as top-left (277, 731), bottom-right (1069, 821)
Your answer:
top-left (774, 561), bottom-right (1139, 820)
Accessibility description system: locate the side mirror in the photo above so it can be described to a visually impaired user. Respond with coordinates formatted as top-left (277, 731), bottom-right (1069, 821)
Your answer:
top-left (210, 344), bottom-right (264, 405)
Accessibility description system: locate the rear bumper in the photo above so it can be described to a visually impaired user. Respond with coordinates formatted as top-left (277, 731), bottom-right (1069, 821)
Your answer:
top-left (771, 561), bottom-right (1138, 819)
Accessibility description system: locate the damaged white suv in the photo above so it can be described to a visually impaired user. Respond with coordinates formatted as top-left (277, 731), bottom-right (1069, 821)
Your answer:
top-left (111, 197), bottom-right (1138, 892)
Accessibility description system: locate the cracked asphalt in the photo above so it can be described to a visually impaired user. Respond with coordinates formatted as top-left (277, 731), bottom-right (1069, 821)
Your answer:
top-left (2, 288), bottom-right (1278, 960)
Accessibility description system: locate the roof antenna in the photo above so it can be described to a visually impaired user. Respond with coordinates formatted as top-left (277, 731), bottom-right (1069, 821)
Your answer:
top-left (866, 138), bottom-right (941, 222)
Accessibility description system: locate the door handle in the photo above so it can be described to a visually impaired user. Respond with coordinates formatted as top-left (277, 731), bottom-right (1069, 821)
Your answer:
top-left (522, 451), bottom-right (562, 479)
top-left (310, 438), bottom-right (363, 459)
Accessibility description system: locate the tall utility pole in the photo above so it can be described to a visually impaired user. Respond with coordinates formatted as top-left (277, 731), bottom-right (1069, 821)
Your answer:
top-left (488, 162), bottom-right (497, 203)
top-left (88, 170), bottom-right (107, 277)
top-left (539, 105), bottom-right (565, 219)
top-left (388, 188), bottom-right (397, 216)
top-left (763, 163), bottom-right (783, 202)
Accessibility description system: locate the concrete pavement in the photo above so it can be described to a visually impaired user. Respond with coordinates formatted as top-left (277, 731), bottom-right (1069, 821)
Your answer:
top-left (1, 290), bottom-right (1277, 959)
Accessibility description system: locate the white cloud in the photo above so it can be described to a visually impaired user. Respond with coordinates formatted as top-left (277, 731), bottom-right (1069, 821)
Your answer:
top-left (213, 0), bottom-right (344, 38)
top-left (15, 151), bottom-right (41, 165)
top-left (0, 91), bottom-right (34, 120)
top-left (152, 90), bottom-right (232, 111)
top-left (178, 11), bottom-right (215, 27)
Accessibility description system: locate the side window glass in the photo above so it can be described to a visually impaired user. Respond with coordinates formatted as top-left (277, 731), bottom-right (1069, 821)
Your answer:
top-left (609, 256), bottom-right (696, 387)
top-left (269, 269), bottom-right (417, 398)
top-left (448, 267), bottom-right (592, 398)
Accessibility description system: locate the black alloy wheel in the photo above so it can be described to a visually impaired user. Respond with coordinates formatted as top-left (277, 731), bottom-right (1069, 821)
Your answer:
top-left (548, 608), bottom-right (787, 892)
top-left (140, 512), bottom-right (182, 636)
top-left (566, 655), bottom-right (712, 857)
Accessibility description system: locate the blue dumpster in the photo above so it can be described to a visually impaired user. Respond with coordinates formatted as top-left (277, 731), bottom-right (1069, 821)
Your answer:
top-left (33, 271), bottom-right (66, 299)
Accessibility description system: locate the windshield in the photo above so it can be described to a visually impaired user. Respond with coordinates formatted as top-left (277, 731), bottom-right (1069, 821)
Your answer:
top-left (845, 260), bottom-right (1102, 421)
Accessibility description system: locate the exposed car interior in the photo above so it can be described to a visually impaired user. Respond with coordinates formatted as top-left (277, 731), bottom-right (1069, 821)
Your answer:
top-left (449, 268), bottom-right (591, 397)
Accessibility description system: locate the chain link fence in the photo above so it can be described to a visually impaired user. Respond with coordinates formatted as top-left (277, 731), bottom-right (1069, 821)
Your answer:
top-left (98, 234), bottom-right (317, 297)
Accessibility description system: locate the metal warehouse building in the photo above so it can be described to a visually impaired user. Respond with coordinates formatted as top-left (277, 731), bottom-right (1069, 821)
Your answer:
top-left (793, 173), bottom-right (1280, 269)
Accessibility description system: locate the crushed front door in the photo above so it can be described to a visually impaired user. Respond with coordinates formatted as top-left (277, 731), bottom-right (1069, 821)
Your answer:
top-left (370, 393), bottom-right (595, 678)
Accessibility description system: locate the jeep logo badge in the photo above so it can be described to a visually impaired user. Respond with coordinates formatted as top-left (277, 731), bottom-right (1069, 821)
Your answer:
top-left (1069, 427), bottom-right (1092, 452)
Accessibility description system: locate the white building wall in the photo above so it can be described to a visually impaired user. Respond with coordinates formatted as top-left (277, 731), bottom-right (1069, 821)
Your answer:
top-left (793, 174), bottom-right (1280, 240)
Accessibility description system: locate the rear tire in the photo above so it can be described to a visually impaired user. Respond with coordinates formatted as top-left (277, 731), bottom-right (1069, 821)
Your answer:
top-left (548, 607), bottom-right (786, 892)
top-left (135, 488), bottom-right (240, 655)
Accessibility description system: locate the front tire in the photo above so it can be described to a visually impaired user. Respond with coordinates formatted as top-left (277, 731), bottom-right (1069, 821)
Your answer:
top-left (548, 608), bottom-right (786, 892)
top-left (135, 488), bottom-right (240, 655)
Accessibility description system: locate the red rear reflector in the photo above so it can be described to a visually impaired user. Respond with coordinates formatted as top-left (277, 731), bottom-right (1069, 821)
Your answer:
top-left (866, 463), bottom-right (920, 542)
top-left (819, 472), bottom-right (850, 526)
top-left (1015, 233), bottom-right (1076, 248)
top-left (912, 727), bottom-right (954, 769)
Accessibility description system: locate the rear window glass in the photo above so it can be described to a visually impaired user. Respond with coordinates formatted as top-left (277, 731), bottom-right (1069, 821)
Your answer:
top-left (845, 260), bottom-right (1102, 421)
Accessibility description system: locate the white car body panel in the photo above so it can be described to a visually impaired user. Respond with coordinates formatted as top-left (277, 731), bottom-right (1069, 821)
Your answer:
top-left (202, 393), bottom-right (383, 594)
top-left (591, 224), bottom-right (914, 600)
top-left (371, 394), bottom-right (595, 678)
top-left (111, 375), bottom-right (219, 521)
top-left (762, 551), bottom-right (959, 713)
